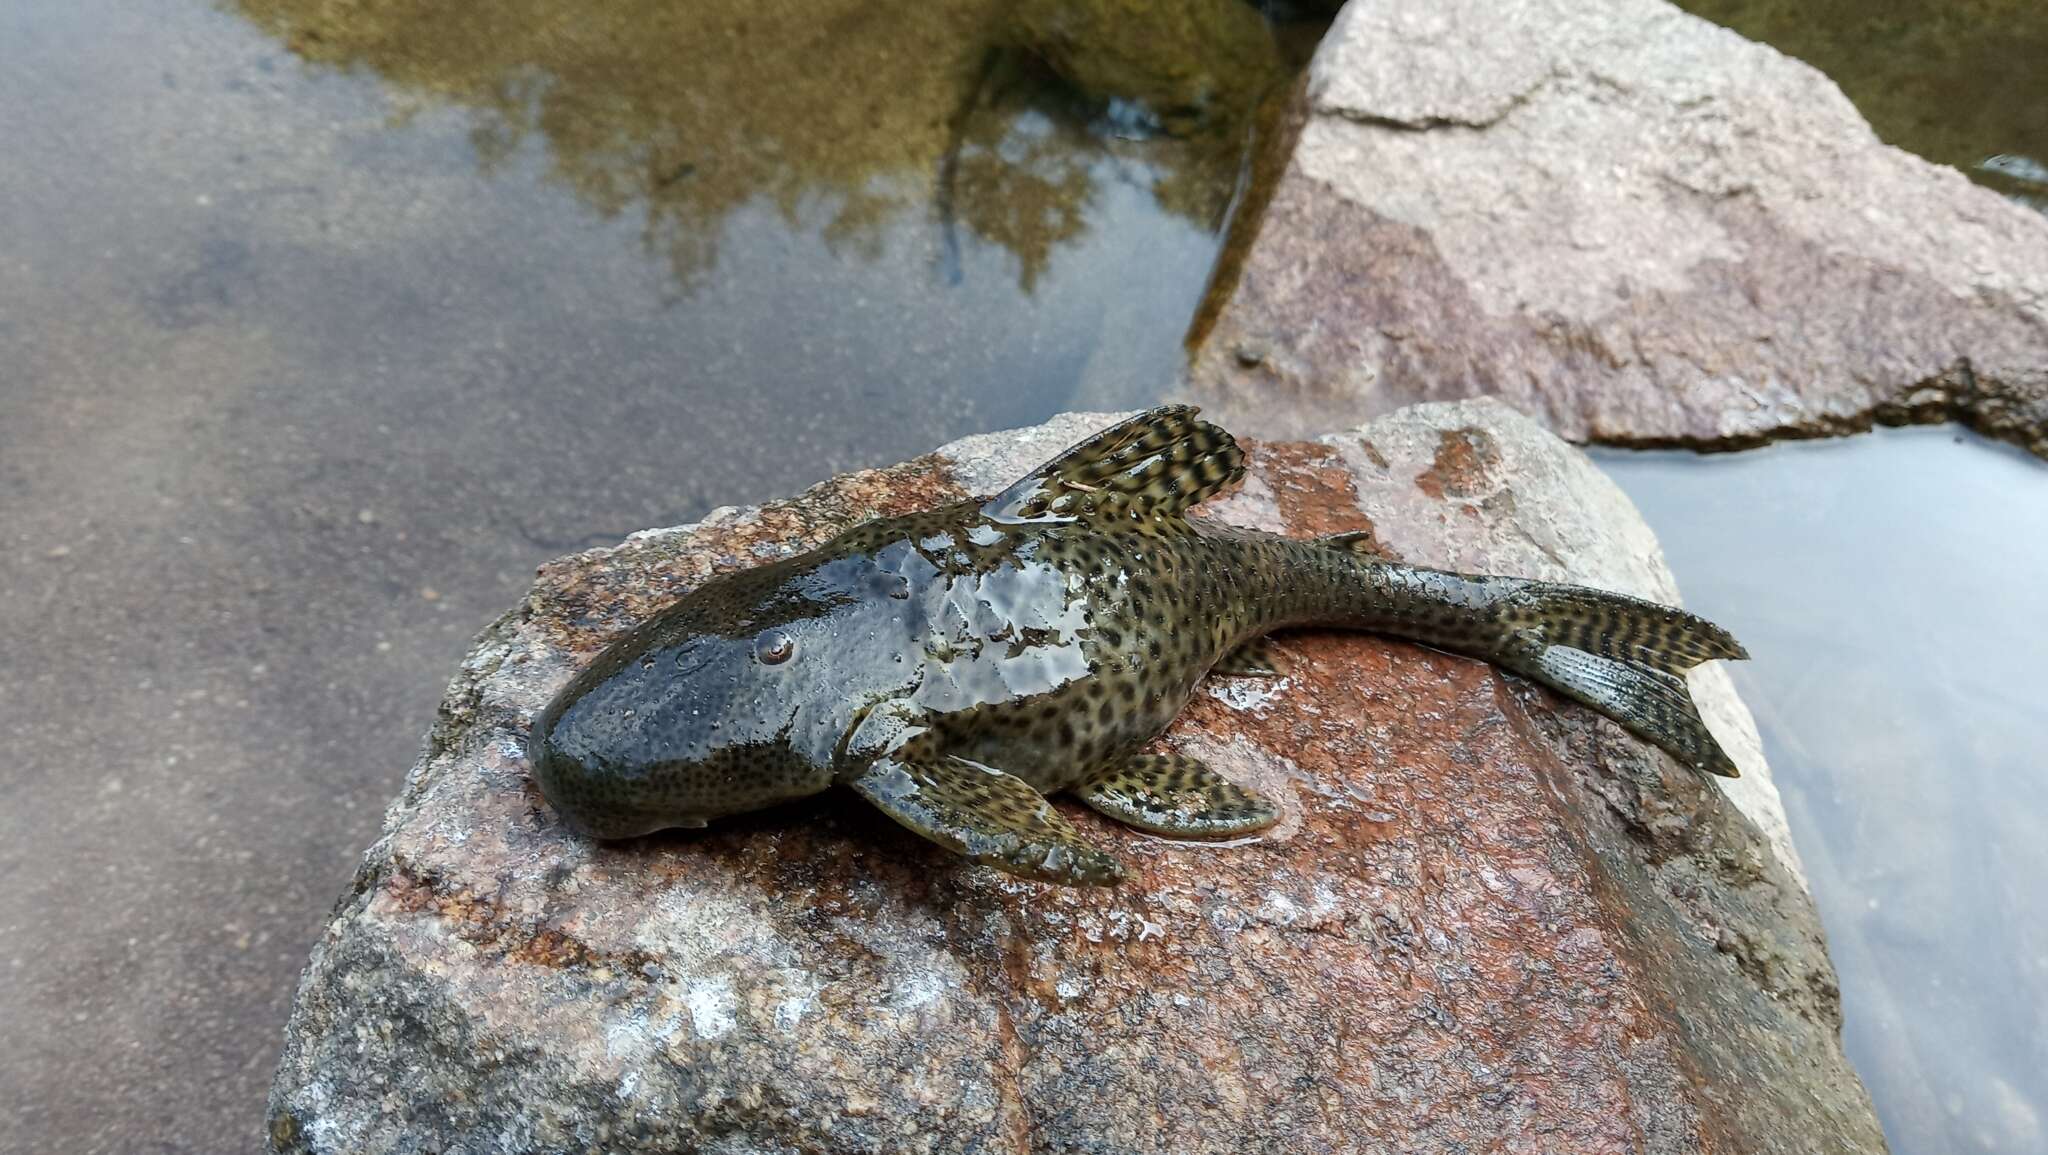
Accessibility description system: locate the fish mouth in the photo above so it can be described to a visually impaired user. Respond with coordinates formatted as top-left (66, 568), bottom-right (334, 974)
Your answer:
top-left (560, 810), bottom-right (707, 840)
top-left (540, 782), bottom-right (711, 840)
top-left (528, 730), bottom-right (691, 840)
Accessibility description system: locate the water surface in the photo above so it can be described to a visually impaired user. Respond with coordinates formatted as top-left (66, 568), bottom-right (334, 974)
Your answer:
top-left (4, 0), bottom-right (2044, 1152)
top-left (0, 1), bottom-right (1294, 1150)
top-left (1599, 429), bottom-right (2048, 1155)
top-left (1672, 0), bottom-right (2048, 208)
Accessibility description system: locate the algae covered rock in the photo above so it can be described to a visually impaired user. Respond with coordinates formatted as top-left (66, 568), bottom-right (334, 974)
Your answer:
top-left (268, 404), bottom-right (1882, 1153)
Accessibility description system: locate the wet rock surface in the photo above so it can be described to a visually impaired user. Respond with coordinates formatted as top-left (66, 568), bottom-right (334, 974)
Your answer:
top-left (1187, 0), bottom-right (2048, 459)
top-left (268, 404), bottom-right (1883, 1154)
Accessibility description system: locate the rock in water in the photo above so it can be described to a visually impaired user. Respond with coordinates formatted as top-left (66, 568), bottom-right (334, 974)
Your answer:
top-left (1188, 0), bottom-right (2048, 460)
top-left (267, 403), bottom-right (1884, 1154)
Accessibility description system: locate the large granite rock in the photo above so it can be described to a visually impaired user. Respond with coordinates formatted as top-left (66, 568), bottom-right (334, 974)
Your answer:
top-left (268, 404), bottom-right (1883, 1154)
top-left (1187, 0), bottom-right (2048, 459)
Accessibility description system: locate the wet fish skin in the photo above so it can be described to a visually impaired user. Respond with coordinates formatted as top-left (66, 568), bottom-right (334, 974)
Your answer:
top-left (530, 407), bottom-right (1746, 885)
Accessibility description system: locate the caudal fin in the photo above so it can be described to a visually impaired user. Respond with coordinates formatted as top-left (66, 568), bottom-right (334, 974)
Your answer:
top-left (1493, 582), bottom-right (1745, 776)
top-left (1301, 541), bottom-right (1748, 777)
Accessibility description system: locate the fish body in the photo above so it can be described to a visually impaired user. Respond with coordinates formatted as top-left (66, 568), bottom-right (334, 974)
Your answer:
top-left (532, 408), bottom-right (1746, 885)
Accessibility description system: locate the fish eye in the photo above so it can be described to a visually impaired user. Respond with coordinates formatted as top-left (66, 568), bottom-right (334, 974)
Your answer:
top-left (753, 629), bottom-right (795, 665)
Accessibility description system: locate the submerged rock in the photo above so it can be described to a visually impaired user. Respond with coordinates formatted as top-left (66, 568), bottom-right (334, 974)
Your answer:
top-left (1187, 0), bottom-right (2048, 460)
top-left (269, 403), bottom-right (1881, 1153)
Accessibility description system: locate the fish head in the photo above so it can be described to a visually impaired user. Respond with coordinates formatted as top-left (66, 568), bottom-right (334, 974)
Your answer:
top-left (529, 549), bottom-right (926, 839)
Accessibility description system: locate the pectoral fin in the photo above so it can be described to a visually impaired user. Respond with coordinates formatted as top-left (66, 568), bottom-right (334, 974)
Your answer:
top-left (849, 756), bottom-right (1124, 885)
top-left (1077, 754), bottom-right (1279, 837)
top-left (1213, 636), bottom-right (1291, 677)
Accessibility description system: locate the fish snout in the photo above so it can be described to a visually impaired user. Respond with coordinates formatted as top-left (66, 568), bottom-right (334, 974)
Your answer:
top-left (527, 723), bottom-right (679, 840)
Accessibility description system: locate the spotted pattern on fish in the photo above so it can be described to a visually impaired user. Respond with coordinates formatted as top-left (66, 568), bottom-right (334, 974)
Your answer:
top-left (530, 407), bottom-right (1751, 885)
top-left (854, 756), bottom-right (1123, 885)
top-left (1495, 584), bottom-right (1747, 674)
top-left (986, 404), bottom-right (1245, 525)
top-left (1077, 754), bottom-right (1277, 837)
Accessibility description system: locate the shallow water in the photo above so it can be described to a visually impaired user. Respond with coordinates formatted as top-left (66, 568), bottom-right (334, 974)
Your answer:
top-left (0, 0), bottom-right (1294, 1150)
top-left (1599, 429), bottom-right (2048, 1154)
top-left (2, 0), bottom-right (2043, 1151)
top-left (1671, 0), bottom-right (2048, 209)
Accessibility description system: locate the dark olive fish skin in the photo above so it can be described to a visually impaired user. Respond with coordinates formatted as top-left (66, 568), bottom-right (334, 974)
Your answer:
top-left (531, 408), bottom-right (1746, 885)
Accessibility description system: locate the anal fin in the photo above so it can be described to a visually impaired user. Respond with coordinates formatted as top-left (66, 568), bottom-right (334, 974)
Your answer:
top-left (1077, 754), bottom-right (1279, 837)
top-left (850, 756), bottom-right (1124, 885)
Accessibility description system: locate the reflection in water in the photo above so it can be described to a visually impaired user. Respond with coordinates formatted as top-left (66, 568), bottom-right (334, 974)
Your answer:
top-left (2, 0), bottom-right (1303, 1147)
top-left (1671, 0), bottom-right (2048, 209)
top-left (231, 0), bottom-right (1285, 290)
top-left (1598, 429), bottom-right (2048, 1155)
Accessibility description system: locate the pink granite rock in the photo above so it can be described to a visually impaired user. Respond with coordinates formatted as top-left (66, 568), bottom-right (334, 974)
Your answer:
top-left (1187, 0), bottom-right (2048, 459)
top-left (268, 404), bottom-right (1883, 1153)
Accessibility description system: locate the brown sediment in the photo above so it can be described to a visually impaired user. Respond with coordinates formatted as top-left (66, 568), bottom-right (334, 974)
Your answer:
top-left (1414, 427), bottom-right (1504, 501)
top-left (1251, 441), bottom-right (1387, 556)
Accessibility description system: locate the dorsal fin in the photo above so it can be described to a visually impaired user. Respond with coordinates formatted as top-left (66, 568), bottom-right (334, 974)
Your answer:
top-left (983, 406), bottom-right (1246, 525)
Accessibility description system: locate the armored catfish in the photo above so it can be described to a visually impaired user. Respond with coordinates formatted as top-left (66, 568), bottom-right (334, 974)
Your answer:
top-left (529, 408), bottom-right (1747, 885)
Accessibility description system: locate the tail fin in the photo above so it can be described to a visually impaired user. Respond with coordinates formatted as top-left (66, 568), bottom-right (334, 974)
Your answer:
top-left (1491, 582), bottom-right (1746, 776)
top-left (1307, 538), bottom-right (1748, 778)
